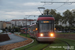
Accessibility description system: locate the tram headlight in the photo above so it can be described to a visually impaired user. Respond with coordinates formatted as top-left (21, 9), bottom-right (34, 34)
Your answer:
top-left (40, 33), bottom-right (44, 37)
top-left (50, 33), bottom-right (54, 37)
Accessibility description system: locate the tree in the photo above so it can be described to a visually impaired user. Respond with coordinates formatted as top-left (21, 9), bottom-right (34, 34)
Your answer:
top-left (43, 9), bottom-right (75, 31)
top-left (8, 26), bottom-right (11, 32)
top-left (55, 12), bottom-right (62, 25)
top-left (71, 9), bottom-right (75, 27)
top-left (43, 9), bottom-right (57, 16)
top-left (43, 9), bottom-right (50, 15)
top-left (43, 9), bottom-right (62, 25)
top-left (5, 27), bottom-right (8, 30)
top-left (63, 10), bottom-right (74, 26)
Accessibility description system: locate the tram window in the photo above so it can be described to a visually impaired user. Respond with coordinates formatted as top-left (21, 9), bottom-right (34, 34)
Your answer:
top-left (40, 23), bottom-right (52, 32)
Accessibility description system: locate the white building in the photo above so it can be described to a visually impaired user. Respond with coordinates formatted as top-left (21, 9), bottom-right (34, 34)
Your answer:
top-left (11, 19), bottom-right (36, 27)
top-left (58, 21), bottom-right (69, 27)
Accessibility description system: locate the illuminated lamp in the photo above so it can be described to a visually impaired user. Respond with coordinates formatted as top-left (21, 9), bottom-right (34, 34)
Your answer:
top-left (50, 32), bottom-right (54, 37)
top-left (40, 33), bottom-right (44, 37)
top-left (36, 28), bottom-right (38, 30)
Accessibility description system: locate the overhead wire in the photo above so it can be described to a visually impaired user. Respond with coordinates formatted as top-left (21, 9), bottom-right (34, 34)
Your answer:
top-left (37, 0), bottom-right (46, 14)
top-left (55, 0), bottom-right (70, 9)
top-left (42, 0), bottom-right (74, 9)
top-left (43, 0), bottom-right (53, 6)
top-left (38, 0), bottom-right (75, 15)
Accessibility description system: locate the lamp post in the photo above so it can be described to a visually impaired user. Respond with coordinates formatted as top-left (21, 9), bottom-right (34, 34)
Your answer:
top-left (26, 17), bottom-right (27, 37)
top-left (25, 15), bottom-right (31, 37)
top-left (25, 15), bottom-right (36, 37)
top-left (25, 16), bottom-right (29, 37)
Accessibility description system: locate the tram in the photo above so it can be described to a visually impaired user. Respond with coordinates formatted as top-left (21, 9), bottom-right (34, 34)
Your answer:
top-left (29, 15), bottom-right (55, 41)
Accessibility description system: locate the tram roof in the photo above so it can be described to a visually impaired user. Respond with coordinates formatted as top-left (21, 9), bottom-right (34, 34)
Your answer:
top-left (39, 15), bottom-right (53, 17)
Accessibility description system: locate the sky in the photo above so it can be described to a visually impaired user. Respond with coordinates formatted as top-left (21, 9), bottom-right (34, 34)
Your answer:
top-left (0, 0), bottom-right (75, 21)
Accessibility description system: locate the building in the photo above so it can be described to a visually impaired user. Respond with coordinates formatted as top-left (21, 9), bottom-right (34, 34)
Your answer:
top-left (0, 21), bottom-right (4, 29)
top-left (58, 21), bottom-right (69, 27)
top-left (11, 19), bottom-right (36, 27)
top-left (3, 22), bottom-right (12, 29)
top-left (0, 21), bottom-right (12, 29)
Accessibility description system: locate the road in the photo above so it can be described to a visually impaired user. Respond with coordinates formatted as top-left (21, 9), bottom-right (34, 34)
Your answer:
top-left (0, 32), bottom-right (27, 46)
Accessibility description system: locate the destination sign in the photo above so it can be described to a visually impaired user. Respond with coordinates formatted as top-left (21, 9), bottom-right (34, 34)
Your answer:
top-left (43, 21), bottom-right (49, 23)
top-left (41, 21), bottom-right (52, 23)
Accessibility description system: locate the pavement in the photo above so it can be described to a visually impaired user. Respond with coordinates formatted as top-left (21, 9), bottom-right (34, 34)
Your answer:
top-left (0, 32), bottom-right (27, 46)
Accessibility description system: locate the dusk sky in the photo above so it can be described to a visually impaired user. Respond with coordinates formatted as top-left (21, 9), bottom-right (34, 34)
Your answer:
top-left (0, 0), bottom-right (75, 21)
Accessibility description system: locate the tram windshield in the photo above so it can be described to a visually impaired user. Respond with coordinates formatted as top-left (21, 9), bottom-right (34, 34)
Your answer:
top-left (39, 21), bottom-right (54, 32)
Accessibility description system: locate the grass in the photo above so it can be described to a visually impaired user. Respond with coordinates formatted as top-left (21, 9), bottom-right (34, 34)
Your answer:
top-left (15, 34), bottom-right (75, 50)
top-left (57, 38), bottom-right (75, 50)
top-left (27, 44), bottom-right (49, 50)
top-left (15, 39), bottom-right (38, 50)
top-left (56, 32), bottom-right (75, 34)
top-left (20, 34), bottom-right (30, 38)
top-left (45, 38), bottom-right (75, 50)
top-left (44, 38), bottom-right (67, 50)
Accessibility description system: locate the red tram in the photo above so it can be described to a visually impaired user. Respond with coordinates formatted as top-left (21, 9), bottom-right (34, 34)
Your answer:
top-left (29, 15), bottom-right (55, 41)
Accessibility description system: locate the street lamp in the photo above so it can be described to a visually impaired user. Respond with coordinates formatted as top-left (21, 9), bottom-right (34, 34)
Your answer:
top-left (25, 15), bottom-right (36, 37)
top-left (25, 16), bottom-right (30, 37)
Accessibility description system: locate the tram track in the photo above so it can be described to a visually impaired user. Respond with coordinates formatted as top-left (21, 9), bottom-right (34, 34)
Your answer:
top-left (18, 34), bottom-right (71, 50)
top-left (24, 39), bottom-right (70, 50)
top-left (41, 42), bottom-right (54, 50)
top-left (24, 43), bottom-right (39, 50)
top-left (41, 43), bottom-right (51, 50)
top-left (59, 40), bottom-right (70, 50)
top-left (23, 37), bottom-right (70, 50)
top-left (24, 39), bottom-right (53, 50)
top-left (41, 40), bottom-right (70, 50)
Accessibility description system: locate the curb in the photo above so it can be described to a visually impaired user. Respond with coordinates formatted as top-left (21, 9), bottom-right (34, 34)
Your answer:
top-left (12, 39), bottom-right (34, 50)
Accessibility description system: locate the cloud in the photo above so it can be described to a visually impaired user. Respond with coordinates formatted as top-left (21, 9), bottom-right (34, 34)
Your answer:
top-left (0, 10), bottom-right (41, 20)
top-left (25, 11), bottom-right (41, 15)
top-left (68, 0), bottom-right (75, 2)
top-left (23, 2), bottom-right (43, 6)
top-left (5, 11), bottom-right (41, 15)
top-left (0, 15), bottom-right (15, 21)
top-left (0, 0), bottom-right (75, 21)
top-left (6, 12), bottom-right (24, 15)
top-left (4, 15), bottom-right (15, 18)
